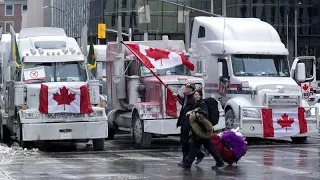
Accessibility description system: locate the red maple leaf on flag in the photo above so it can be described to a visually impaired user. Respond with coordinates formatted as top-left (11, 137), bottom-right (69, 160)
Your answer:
top-left (53, 86), bottom-right (76, 110)
top-left (303, 84), bottom-right (308, 90)
top-left (145, 48), bottom-right (170, 60)
top-left (277, 113), bottom-right (294, 131)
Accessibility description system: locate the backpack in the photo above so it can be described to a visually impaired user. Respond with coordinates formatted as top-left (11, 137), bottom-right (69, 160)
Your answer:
top-left (203, 97), bottom-right (220, 126)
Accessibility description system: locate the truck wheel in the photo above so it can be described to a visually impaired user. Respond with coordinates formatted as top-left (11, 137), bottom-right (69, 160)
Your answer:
top-left (93, 139), bottom-right (105, 151)
top-left (107, 127), bottom-right (115, 140)
top-left (291, 137), bottom-right (307, 144)
top-left (0, 125), bottom-right (11, 144)
top-left (225, 109), bottom-right (235, 130)
top-left (132, 114), bottom-right (152, 149)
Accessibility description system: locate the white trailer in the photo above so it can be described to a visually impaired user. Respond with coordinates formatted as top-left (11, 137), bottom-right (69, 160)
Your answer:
top-left (0, 27), bottom-right (108, 150)
top-left (188, 16), bottom-right (319, 143)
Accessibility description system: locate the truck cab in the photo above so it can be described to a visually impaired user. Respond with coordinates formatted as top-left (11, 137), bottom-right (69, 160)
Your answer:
top-left (105, 39), bottom-right (225, 148)
top-left (0, 27), bottom-right (108, 150)
top-left (188, 16), bottom-right (319, 143)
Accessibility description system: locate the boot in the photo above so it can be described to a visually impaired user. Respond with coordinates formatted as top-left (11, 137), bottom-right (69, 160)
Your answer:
top-left (195, 151), bottom-right (205, 165)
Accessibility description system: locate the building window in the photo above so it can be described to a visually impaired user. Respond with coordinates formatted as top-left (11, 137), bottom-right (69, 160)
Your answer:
top-left (22, 5), bottom-right (27, 12)
top-left (5, 21), bottom-right (14, 33)
top-left (5, 4), bottom-right (14, 16)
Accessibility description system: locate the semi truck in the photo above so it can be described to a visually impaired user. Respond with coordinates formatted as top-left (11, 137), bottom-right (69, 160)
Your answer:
top-left (0, 26), bottom-right (108, 150)
top-left (105, 37), bottom-right (226, 148)
top-left (188, 16), bottom-right (319, 143)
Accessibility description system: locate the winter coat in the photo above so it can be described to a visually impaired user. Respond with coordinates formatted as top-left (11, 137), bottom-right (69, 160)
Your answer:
top-left (176, 93), bottom-right (195, 128)
top-left (194, 99), bottom-right (209, 118)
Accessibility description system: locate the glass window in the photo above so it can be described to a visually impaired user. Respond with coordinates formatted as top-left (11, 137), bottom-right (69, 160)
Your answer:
top-left (22, 5), bottom-right (27, 12)
top-left (5, 5), bottom-right (14, 16)
top-left (231, 54), bottom-right (290, 77)
top-left (5, 22), bottom-right (14, 33)
top-left (23, 62), bottom-right (87, 83)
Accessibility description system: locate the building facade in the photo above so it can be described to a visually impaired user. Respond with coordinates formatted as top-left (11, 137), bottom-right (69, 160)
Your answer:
top-left (51, 0), bottom-right (89, 40)
top-left (22, 0), bottom-right (52, 28)
top-left (50, 0), bottom-right (320, 59)
top-left (0, 0), bottom-right (27, 33)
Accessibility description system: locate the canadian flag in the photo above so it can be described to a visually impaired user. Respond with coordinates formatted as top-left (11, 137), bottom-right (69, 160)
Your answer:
top-left (39, 84), bottom-right (93, 114)
top-left (261, 107), bottom-right (307, 138)
top-left (124, 43), bottom-right (195, 71)
top-left (166, 89), bottom-right (182, 117)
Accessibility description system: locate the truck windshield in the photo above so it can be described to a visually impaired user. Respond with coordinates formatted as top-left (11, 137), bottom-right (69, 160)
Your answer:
top-left (140, 64), bottom-right (186, 77)
top-left (231, 54), bottom-right (290, 77)
top-left (23, 61), bottom-right (87, 83)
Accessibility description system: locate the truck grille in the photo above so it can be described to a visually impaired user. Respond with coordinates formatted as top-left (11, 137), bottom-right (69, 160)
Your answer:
top-left (46, 113), bottom-right (84, 119)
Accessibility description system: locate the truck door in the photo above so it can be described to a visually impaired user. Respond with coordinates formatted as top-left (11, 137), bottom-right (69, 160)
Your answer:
top-left (218, 58), bottom-right (230, 105)
top-left (291, 56), bottom-right (316, 101)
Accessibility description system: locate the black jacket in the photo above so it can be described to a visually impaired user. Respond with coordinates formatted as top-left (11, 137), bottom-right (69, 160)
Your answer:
top-left (176, 94), bottom-right (195, 128)
top-left (194, 99), bottom-right (209, 118)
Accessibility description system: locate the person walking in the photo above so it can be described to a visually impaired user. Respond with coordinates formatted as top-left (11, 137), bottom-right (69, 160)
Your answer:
top-left (178, 89), bottom-right (225, 169)
top-left (173, 83), bottom-right (205, 166)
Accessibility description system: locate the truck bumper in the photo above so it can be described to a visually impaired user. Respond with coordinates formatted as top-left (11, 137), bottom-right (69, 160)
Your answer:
top-left (143, 119), bottom-right (180, 135)
top-left (22, 121), bottom-right (108, 141)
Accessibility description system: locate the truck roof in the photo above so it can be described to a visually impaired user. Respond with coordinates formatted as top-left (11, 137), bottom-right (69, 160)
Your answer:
top-left (19, 27), bottom-right (66, 39)
top-left (193, 16), bottom-right (288, 55)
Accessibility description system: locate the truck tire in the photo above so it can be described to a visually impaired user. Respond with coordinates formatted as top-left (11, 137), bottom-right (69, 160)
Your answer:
top-left (225, 109), bottom-right (235, 130)
top-left (132, 114), bottom-right (152, 149)
top-left (291, 137), bottom-right (307, 144)
top-left (93, 139), bottom-right (105, 151)
top-left (107, 127), bottom-right (115, 140)
top-left (0, 125), bottom-right (11, 144)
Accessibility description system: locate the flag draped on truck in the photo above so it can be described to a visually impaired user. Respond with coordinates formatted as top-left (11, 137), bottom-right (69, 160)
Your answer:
top-left (13, 38), bottom-right (21, 68)
top-left (39, 84), bottom-right (93, 114)
top-left (261, 107), bottom-right (307, 137)
top-left (87, 38), bottom-right (96, 69)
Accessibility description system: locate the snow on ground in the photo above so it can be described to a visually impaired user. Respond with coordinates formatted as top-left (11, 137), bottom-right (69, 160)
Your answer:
top-left (0, 143), bottom-right (40, 157)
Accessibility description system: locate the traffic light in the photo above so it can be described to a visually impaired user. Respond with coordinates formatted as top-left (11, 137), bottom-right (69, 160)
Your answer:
top-left (98, 23), bottom-right (106, 39)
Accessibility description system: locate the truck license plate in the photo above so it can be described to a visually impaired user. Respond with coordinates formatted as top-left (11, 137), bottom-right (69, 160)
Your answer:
top-left (59, 129), bottom-right (72, 139)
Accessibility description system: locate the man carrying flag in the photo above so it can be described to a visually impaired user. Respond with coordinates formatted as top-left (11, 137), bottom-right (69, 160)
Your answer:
top-left (87, 39), bottom-right (96, 69)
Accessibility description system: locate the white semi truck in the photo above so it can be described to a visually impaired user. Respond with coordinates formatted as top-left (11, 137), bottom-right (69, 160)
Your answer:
top-left (105, 37), bottom-right (225, 148)
top-left (0, 26), bottom-right (108, 150)
top-left (188, 16), bottom-right (319, 143)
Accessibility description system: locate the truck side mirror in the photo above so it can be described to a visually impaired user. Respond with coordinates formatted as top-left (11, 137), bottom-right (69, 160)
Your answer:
top-left (96, 62), bottom-right (103, 80)
top-left (297, 63), bottom-right (306, 82)
top-left (217, 62), bottom-right (223, 77)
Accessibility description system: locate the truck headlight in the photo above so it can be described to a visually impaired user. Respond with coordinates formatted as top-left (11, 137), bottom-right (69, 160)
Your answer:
top-left (242, 109), bottom-right (260, 118)
top-left (25, 112), bottom-right (40, 119)
top-left (145, 106), bottom-right (160, 113)
top-left (89, 110), bottom-right (104, 117)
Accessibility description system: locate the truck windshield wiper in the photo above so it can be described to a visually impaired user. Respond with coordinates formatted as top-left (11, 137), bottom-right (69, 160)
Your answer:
top-left (244, 73), bottom-right (255, 76)
top-left (266, 73), bottom-right (279, 76)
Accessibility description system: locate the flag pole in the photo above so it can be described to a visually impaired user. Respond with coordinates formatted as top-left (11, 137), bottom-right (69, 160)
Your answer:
top-left (122, 42), bottom-right (182, 104)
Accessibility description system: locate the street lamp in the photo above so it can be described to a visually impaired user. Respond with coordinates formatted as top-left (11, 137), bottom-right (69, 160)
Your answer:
top-left (295, 1), bottom-right (303, 58)
top-left (42, 5), bottom-right (68, 32)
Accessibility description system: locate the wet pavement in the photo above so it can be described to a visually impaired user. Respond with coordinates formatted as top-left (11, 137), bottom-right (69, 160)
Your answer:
top-left (0, 134), bottom-right (319, 180)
